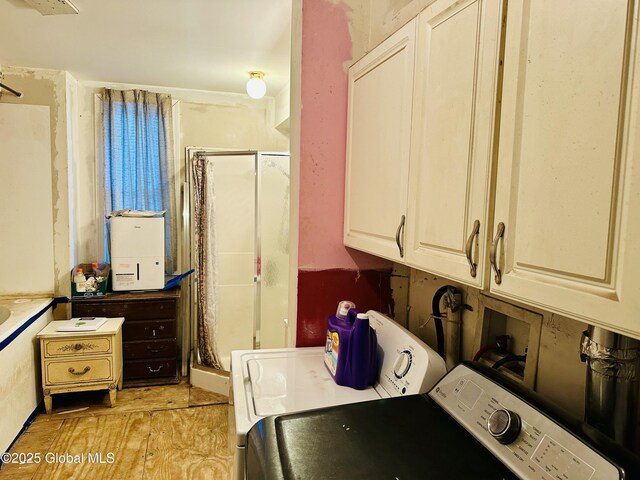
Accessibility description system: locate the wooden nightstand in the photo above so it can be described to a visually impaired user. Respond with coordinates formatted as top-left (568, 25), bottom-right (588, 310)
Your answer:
top-left (37, 317), bottom-right (124, 414)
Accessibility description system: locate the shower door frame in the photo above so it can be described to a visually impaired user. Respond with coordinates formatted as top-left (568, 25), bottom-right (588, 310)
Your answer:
top-left (184, 148), bottom-right (290, 372)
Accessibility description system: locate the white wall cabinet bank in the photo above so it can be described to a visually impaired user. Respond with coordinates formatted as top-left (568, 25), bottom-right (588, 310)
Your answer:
top-left (37, 317), bottom-right (124, 413)
top-left (343, 19), bottom-right (416, 262)
top-left (344, 0), bottom-right (504, 284)
top-left (489, 0), bottom-right (640, 339)
top-left (345, 0), bottom-right (640, 337)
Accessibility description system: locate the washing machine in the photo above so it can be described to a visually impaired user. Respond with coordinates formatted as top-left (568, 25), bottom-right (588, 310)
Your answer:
top-left (230, 310), bottom-right (447, 480)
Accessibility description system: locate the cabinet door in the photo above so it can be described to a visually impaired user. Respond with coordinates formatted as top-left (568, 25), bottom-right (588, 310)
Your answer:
top-left (405, 0), bottom-right (503, 288)
top-left (344, 20), bottom-right (416, 262)
top-left (491, 0), bottom-right (640, 337)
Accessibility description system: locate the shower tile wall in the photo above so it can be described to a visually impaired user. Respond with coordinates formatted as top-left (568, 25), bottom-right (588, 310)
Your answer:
top-left (213, 155), bottom-right (256, 370)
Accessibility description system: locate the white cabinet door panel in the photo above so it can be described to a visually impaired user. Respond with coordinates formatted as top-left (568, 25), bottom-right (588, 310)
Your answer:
top-left (405, 0), bottom-right (503, 287)
top-left (344, 20), bottom-right (416, 262)
top-left (491, 0), bottom-right (640, 337)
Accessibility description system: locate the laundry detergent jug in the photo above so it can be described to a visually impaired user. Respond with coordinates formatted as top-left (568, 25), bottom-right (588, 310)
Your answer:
top-left (324, 301), bottom-right (378, 390)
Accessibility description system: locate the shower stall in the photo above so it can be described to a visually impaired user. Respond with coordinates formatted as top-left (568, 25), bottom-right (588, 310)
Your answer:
top-left (184, 148), bottom-right (290, 374)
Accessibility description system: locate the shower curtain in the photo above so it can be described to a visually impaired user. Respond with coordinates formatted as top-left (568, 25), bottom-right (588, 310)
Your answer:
top-left (191, 155), bottom-right (222, 369)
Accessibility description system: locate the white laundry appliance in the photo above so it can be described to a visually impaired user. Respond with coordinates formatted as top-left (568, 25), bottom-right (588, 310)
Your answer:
top-left (230, 310), bottom-right (447, 480)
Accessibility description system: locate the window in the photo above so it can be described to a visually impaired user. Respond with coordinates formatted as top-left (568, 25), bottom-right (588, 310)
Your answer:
top-left (102, 89), bottom-right (177, 273)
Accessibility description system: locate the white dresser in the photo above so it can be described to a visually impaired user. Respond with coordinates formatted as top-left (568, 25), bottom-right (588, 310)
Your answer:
top-left (37, 317), bottom-right (124, 414)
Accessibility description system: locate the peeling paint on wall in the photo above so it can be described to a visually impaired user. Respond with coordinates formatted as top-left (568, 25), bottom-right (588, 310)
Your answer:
top-left (2, 67), bottom-right (72, 316)
top-left (298, 0), bottom-right (389, 271)
top-left (369, 0), bottom-right (437, 48)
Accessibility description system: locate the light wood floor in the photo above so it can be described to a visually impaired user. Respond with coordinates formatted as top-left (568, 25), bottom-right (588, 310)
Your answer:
top-left (0, 382), bottom-right (234, 480)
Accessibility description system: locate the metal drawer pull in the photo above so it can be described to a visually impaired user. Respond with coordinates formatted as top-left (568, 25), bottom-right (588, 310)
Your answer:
top-left (68, 366), bottom-right (91, 376)
top-left (465, 219), bottom-right (481, 278)
top-left (147, 345), bottom-right (165, 353)
top-left (151, 325), bottom-right (165, 337)
top-left (395, 215), bottom-right (406, 258)
top-left (147, 365), bottom-right (164, 373)
top-left (489, 222), bottom-right (505, 285)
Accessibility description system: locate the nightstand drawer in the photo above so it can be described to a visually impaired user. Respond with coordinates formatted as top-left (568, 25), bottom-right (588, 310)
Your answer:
top-left (44, 357), bottom-right (113, 385)
top-left (44, 337), bottom-right (112, 358)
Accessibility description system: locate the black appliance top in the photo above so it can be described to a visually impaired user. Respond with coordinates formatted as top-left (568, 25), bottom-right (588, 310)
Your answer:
top-left (246, 362), bottom-right (640, 480)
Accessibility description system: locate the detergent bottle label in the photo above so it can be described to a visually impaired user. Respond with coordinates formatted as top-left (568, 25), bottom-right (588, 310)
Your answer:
top-left (324, 330), bottom-right (340, 376)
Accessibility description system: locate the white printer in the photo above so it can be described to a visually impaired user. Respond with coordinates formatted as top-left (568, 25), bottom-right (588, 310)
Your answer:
top-left (110, 215), bottom-right (165, 291)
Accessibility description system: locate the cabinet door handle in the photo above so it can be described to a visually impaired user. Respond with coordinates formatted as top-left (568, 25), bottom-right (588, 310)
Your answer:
top-left (490, 222), bottom-right (505, 285)
top-left (68, 366), bottom-right (91, 376)
top-left (465, 219), bottom-right (481, 278)
top-left (395, 215), bottom-right (406, 258)
top-left (147, 365), bottom-right (164, 373)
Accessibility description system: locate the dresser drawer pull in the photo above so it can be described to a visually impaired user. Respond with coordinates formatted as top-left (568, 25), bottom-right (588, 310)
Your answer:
top-left (151, 325), bottom-right (166, 337)
top-left (147, 365), bottom-right (164, 373)
top-left (68, 366), bottom-right (91, 376)
top-left (147, 345), bottom-right (165, 353)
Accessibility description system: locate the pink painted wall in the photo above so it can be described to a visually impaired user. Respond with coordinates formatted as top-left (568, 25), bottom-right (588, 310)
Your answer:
top-left (298, 0), bottom-right (392, 271)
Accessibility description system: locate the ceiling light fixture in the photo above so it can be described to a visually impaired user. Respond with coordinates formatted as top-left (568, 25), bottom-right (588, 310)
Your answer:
top-left (246, 71), bottom-right (266, 99)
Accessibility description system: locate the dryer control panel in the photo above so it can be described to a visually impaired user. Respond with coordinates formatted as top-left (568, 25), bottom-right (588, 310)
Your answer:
top-left (368, 310), bottom-right (446, 397)
top-left (430, 364), bottom-right (620, 480)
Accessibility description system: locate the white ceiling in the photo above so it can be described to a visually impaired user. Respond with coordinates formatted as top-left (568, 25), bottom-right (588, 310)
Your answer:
top-left (0, 0), bottom-right (292, 96)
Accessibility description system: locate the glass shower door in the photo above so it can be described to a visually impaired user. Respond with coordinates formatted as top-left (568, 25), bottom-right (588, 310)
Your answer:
top-left (188, 150), bottom-right (290, 372)
top-left (257, 153), bottom-right (290, 349)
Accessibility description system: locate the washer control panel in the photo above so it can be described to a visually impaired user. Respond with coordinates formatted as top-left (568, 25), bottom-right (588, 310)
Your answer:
top-left (393, 350), bottom-right (413, 379)
top-left (368, 311), bottom-right (446, 397)
top-left (430, 365), bottom-right (620, 480)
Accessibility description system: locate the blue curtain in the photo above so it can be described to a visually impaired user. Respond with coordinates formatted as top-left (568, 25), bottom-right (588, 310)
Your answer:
top-left (103, 89), bottom-right (176, 273)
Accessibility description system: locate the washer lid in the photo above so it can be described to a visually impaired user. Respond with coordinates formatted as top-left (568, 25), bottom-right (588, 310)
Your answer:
top-left (247, 350), bottom-right (381, 416)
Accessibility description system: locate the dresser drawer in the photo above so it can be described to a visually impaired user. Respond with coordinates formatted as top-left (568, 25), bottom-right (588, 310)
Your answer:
top-left (123, 339), bottom-right (177, 360)
top-left (44, 357), bottom-right (113, 386)
top-left (72, 299), bottom-right (176, 320)
top-left (123, 319), bottom-right (175, 341)
top-left (123, 358), bottom-right (176, 380)
top-left (44, 337), bottom-right (112, 358)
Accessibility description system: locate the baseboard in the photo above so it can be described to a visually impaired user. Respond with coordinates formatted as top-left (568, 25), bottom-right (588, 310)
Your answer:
top-left (1, 402), bottom-right (41, 466)
top-left (190, 364), bottom-right (230, 396)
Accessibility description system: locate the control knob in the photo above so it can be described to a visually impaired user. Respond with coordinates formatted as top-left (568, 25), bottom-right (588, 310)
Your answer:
top-left (488, 408), bottom-right (521, 445)
top-left (393, 350), bottom-right (412, 379)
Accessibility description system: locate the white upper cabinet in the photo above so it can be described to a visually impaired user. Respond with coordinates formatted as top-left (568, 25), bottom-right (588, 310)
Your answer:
top-left (491, 0), bottom-right (640, 337)
top-left (344, 20), bottom-right (416, 262)
top-left (405, 0), bottom-right (503, 288)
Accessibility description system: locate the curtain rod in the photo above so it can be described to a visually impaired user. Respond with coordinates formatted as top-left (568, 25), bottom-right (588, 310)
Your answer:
top-left (0, 81), bottom-right (23, 98)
